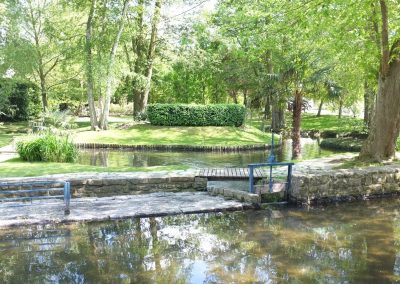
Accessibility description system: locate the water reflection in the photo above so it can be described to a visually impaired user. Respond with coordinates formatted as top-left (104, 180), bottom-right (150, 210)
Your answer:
top-left (1, 199), bottom-right (400, 283)
top-left (78, 138), bottom-right (337, 168)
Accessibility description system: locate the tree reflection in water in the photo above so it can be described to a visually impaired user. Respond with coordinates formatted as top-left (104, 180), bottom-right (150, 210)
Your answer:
top-left (1, 199), bottom-right (400, 283)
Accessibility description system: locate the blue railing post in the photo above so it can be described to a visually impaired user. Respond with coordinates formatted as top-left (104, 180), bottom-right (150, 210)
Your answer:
top-left (269, 165), bottom-right (273, 193)
top-left (249, 166), bottom-right (255, 193)
top-left (64, 182), bottom-right (71, 214)
top-left (286, 164), bottom-right (293, 201)
top-left (248, 162), bottom-right (294, 200)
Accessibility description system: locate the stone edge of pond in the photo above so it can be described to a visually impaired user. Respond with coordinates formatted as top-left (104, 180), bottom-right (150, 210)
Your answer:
top-left (290, 163), bottom-right (400, 205)
top-left (0, 193), bottom-right (256, 229)
top-left (0, 170), bottom-right (209, 198)
top-left (74, 143), bottom-right (273, 152)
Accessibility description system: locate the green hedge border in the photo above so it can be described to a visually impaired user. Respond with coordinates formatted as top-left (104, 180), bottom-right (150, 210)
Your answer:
top-left (147, 104), bottom-right (246, 127)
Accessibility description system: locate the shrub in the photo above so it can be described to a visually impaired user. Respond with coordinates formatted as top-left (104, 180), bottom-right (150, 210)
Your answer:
top-left (320, 138), bottom-right (364, 152)
top-left (41, 111), bottom-right (77, 130)
top-left (0, 79), bottom-right (41, 121)
top-left (16, 133), bottom-right (78, 163)
top-left (147, 104), bottom-right (246, 127)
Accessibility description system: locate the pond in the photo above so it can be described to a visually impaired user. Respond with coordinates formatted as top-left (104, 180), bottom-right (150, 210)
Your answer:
top-left (77, 138), bottom-right (338, 168)
top-left (1, 198), bottom-right (399, 283)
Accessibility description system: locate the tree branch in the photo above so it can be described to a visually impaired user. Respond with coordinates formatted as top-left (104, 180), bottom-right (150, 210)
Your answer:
top-left (43, 56), bottom-right (59, 78)
top-left (379, 0), bottom-right (389, 77)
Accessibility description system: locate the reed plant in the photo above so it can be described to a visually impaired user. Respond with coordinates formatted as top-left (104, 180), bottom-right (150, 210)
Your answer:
top-left (16, 132), bottom-right (78, 163)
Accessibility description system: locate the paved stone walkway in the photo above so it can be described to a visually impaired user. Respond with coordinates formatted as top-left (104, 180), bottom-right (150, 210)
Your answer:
top-left (0, 192), bottom-right (251, 228)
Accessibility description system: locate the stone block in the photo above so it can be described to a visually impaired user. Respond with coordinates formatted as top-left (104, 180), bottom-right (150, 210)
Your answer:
top-left (102, 179), bottom-right (128, 186)
top-left (128, 178), bottom-right (148, 185)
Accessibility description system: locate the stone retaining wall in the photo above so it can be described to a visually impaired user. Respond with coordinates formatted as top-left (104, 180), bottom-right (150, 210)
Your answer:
top-left (207, 186), bottom-right (260, 203)
top-left (290, 164), bottom-right (400, 204)
top-left (0, 171), bottom-right (208, 197)
top-left (75, 143), bottom-right (271, 152)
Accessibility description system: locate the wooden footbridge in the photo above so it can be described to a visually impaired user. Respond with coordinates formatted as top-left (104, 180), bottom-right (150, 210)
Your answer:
top-left (197, 168), bottom-right (269, 180)
top-left (197, 162), bottom-right (294, 194)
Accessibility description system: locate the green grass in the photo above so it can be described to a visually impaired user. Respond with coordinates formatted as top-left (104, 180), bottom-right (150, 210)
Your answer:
top-left (301, 114), bottom-right (364, 132)
top-left (73, 124), bottom-right (272, 146)
top-left (0, 121), bottom-right (28, 147)
top-left (247, 113), bottom-right (365, 133)
top-left (335, 157), bottom-right (383, 169)
top-left (0, 158), bottom-right (189, 178)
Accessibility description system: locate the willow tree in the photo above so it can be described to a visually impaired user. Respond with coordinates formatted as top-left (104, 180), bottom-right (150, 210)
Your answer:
top-left (359, 0), bottom-right (400, 161)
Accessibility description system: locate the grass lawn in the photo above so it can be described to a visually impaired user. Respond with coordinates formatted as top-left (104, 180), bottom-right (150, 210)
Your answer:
top-left (248, 113), bottom-right (365, 133)
top-left (0, 121), bottom-right (28, 147)
top-left (301, 114), bottom-right (364, 132)
top-left (0, 158), bottom-right (189, 178)
top-left (74, 124), bottom-right (272, 146)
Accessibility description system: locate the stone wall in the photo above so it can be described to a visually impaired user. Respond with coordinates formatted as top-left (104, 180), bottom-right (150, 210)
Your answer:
top-left (207, 186), bottom-right (260, 203)
top-left (0, 171), bottom-right (208, 198)
top-left (290, 164), bottom-right (400, 204)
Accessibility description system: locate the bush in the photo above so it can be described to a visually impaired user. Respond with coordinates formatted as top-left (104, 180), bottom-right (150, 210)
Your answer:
top-left (147, 104), bottom-right (246, 127)
top-left (16, 133), bottom-right (78, 163)
top-left (41, 111), bottom-right (77, 130)
top-left (0, 79), bottom-right (41, 121)
top-left (320, 138), bottom-right (364, 152)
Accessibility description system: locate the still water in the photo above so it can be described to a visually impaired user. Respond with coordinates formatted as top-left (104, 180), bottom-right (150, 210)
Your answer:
top-left (1, 198), bottom-right (400, 283)
top-left (78, 138), bottom-right (337, 168)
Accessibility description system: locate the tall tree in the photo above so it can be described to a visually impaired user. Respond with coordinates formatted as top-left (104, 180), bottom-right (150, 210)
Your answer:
top-left (360, 0), bottom-right (400, 161)
top-left (85, 0), bottom-right (98, 130)
top-left (98, 0), bottom-right (129, 129)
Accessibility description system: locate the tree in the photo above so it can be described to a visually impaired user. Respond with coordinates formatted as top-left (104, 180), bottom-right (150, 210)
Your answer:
top-left (98, 0), bottom-right (129, 129)
top-left (359, 0), bottom-right (400, 161)
top-left (3, 0), bottom-right (64, 111)
top-left (85, 0), bottom-right (98, 130)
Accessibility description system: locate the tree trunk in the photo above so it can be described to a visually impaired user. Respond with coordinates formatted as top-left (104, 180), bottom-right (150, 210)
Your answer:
top-left (38, 68), bottom-right (48, 111)
top-left (229, 90), bottom-right (238, 104)
top-left (359, 60), bottom-right (400, 161)
top-left (264, 93), bottom-right (271, 119)
top-left (359, 0), bottom-right (400, 161)
top-left (271, 94), bottom-right (285, 131)
top-left (99, 0), bottom-right (129, 130)
top-left (338, 99), bottom-right (343, 119)
top-left (133, 0), bottom-right (146, 118)
top-left (292, 90), bottom-right (302, 160)
top-left (139, 0), bottom-right (162, 114)
top-left (363, 81), bottom-right (370, 125)
top-left (85, 0), bottom-right (98, 130)
top-left (316, 99), bottom-right (323, 117)
top-left (27, 0), bottom-right (48, 111)
top-left (363, 81), bottom-right (376, 128)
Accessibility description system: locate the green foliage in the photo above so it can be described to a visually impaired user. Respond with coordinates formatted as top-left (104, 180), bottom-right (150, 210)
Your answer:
top-left (320, 138), bottom-right (364, 152)
top-left (147, 104), bottom-right (246, 127)
top-left (16, 133), bottom-right (78, 163)
top-left (0, 79), bottom-right (41, 121)
top-left (41, 111), bottom-right (77, 130)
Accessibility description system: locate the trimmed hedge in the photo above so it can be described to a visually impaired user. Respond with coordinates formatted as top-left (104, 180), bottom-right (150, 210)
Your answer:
top-left (147, 104), bottom-right (246, 127)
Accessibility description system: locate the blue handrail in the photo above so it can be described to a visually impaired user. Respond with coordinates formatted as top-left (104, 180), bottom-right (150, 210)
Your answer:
top-left (0, 180), bottom-right (71, 214)
top-left (248, 162), bottom-right (294, 200)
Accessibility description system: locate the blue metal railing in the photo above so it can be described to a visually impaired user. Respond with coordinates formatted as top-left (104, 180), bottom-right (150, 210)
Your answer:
top-left (248, 162), bottom-right (294, 199)
top-left (0, 180), bottom-right (71, 214)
